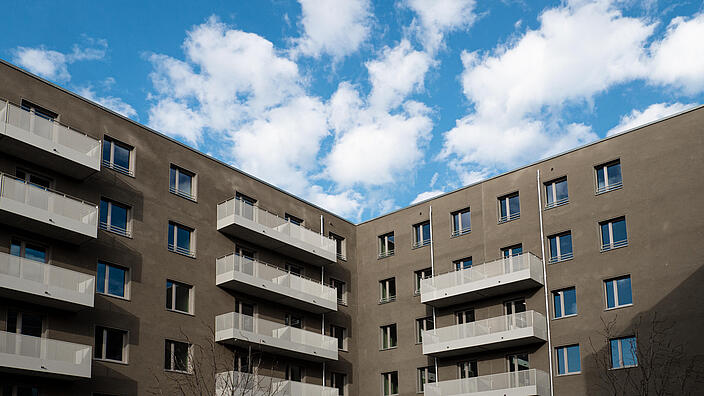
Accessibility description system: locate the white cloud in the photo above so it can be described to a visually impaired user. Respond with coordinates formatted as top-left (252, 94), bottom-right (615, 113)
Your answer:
top-left (405, 0), bottom-right (477, 52)
top-left (11, 39), bottom-right (107, 82)
top-left (648, 13), bottom-right (704, 94)
top-left (306, 186), bottom-right (364, 220)
top-left (607, 102), bottom-right (696, 136)
top-left (291, 0), bottom-right (372, 60)
top-left (410, 190), bottom-right (443, 204)
top-left (76, 86), bottom-right (137, 119)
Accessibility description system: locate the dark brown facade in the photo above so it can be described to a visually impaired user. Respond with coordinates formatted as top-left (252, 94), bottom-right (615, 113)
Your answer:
top-left (0, 59), bottom-right (702, 396)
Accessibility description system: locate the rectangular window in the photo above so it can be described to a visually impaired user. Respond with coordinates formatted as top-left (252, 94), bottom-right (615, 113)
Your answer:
top-left (168, 222), bottom-right (195, 257)
top-left (102, 137), bottom-right (134, 176)
top-left (7, 310), bottom-right (43, 337)
top-left (417, 366), bottom-right (436, 393)
top-left (285, 314), bottom-right (303, 329)
top-left (331, 372), bottom-right (347, 396)
top-left (556, 345), bottom-right (581, 375)
top-left (97, 262), bottom-right (128, 299)
top-left (164, 340), bottom-right (191, 372)
top-left (553, 287), bottom-right (577, 319)
top-left (545, 177), bottom-right (569, 209)
top-left (455, 309), bottom-right (475, 324)
top-left (458, 361), bottom-right (478, 379)
top-left (596, 160), bottom-right (622, 194)
top-left (330, 232), bottom-right (346, 260)
top-left (16, 169), bottom-right (52, 189)
top-left (382, 371), bottom-right (398, 396)
top-left (169, 165), bottom-right (196, 201)
top-left (605, 276), bottom-right (633, 309)
top-left (610, 337), bottom-right (638, 369)
top-left (378, 232), bottom-right (395, 258)
top-left (507, 353), bottom-right (530, 372)
top-left (286, 364), bottom-right (304, 381)
top-left (21, 99), bottom-right (58, 120)
top-left (380, 324), bottom-right (397, 350)
top-left (600, 217), bottom-right (628, 251)
top-left (548, 232), bottom-right (573, 263)
top-left (413, 221), bottom-right (431, 248)
top-left (416, 316), bottom-right (434, 343)
top-left (10, 239), bottom-right (47, 263)
top-left (454, 257), bottom-right (472, 271)
top-left (285, 213), bottom-right (303, 226)
top-left (498, 193), bottom-right (520, 223)
top-left (414, 268), bottom-right (432, 295)
top-left (99, 198), bottom-right (131, 237)
top-left (451, 208), bottom-right (471, 236)
top-left (502, 244), bottom-right (523, 258)
top-left (330, 278), bottom-right (347, 305)
top-left (330, 325), bottom-right (347, 350)
top-left (166, 280), bottom-right (192, 314)
top-left (379, 278), bottom-right (396, 303)
top-left (94, 326), bottom-right (127, 363)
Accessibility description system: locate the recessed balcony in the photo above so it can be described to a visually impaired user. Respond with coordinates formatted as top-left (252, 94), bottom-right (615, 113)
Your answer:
top-left (217, 197), bottom-right (337, 266)
top-left (215, 312), bottom-right (338, 362)
top-left (421, 253), bottom-right (544, 307)
top-left (424, 369), bottom-right (550, 396)
top-left (0, 102), bottom-right (101, 179)
top-left (216, 253), bottom-right (337, 314)
top-left (0, 251), bottom-right (95, 310)
top-left (216, 371), bottom-right (339, 396)
top-left (422, 311), bottom-right (547, 357)
top-left (0, 330), bottom-right (92, 378)
top-left (0, 173), bottom-right (98, 244)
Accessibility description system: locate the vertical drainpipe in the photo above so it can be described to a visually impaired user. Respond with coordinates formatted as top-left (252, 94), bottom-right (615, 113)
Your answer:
top-left (429, 205), bottom-right (439, 382)
top-left (320, 214), bottom-right (326, 387)
top-left (537, 170), bottom-right (554, 396)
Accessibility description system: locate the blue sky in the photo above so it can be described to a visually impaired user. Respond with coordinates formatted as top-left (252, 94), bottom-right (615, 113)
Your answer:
top-left (2, 0), bottom-right (703, 221)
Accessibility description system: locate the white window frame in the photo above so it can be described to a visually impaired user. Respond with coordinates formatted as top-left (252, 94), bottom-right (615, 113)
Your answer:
top-left (100, 198), bottom-right (132, 237)
top-left (96, 261), bottom-right (130, 300)
top-left (595, 160), bottom-right (623, 194)
top-left (604, 276), bottom-right (633, 309)
top-left (553, 287), bottom-right (577, 319)
top-left (382, 371), bottom-right (399, 396)
top-left (378, 232), bottom-right (395, 258)
top-left (555, 344), bottom-right (581, 375)
top-left (102, 136), bottom-right (134, 176)
top-left (451, 208), bottom-right (471, 236)
top-left (168, 222), bottom-right (195, 257)
top-left (548, 232), bottom-right (573, 263)
top-left (165, 339), bottom-right (192, 373)
top-left (166, 279), bottom-right (193, 314)
top-left (610, 336), bottom-right (638, 369)
top-left (94, 326), bottom-right (128, 363)
top-left (169, 164), bottom-right (196, 201)
top-left (412, 221), bottom-right (431, 248)
top-left (417, 366), bottom-right (436, 393)
top-left (414, 268), bottom-right (432, 295)
top-left (498, 193), bottom-right (520, 223)
top-left (600, 217), bottom-right (628, 251)
top-left (416, 316), bottom-right (434, 344)
top-left (545, 177), bottom-right (569, 209)
top-left (379, 278), bottom-right (396, 303)
top-left (380, 324), bottom-right (397, 350)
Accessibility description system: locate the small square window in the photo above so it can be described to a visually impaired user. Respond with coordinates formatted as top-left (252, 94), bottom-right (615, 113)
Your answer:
top-left (102, 137), bottom-right (134, 176)
top-left (95, 326), bottom-right (127, 363)
top-left (451, 208), bottom-right (471, 236)
top-left (600, 217), bottom-right (628, 251)
top-left (596, 160), bottom-right (622, 194)
top-left (165, 339), bottom-right (191, 373)
top-left (97, 262), bottom-right (128, 299)
top-left (380, 324), bottom-right (397, 350)
top-left (379, 278), bottom-right (396, 303)
top-left (610, 336), bottom-right (637, 369)
top-left (166, 280), bottom-right (193, 314)
top-left (545, 177), bottom-right (569, 209)
top-left (498, 193), bottom-right (520, 223)
top-left (168, 222), bottom-right (195, 257)
top-left (169, 165), bottom-right (196, 201)
top-left (553, 287), bottom-right (577, 319)
top-left (414, 268), bottom-right (432, 295)
top-left (99, 198), bottom-right (131, 237)
top-left (412, 221), bottom-right (431, 248)
top-left (378, 232), bottom-right (395, 258)
top-left (417, 366), bottom-right (436, 393)
top-left (556, 344), bottom-right (581, 375)
top-left (548, 232), bottom-right (573, 263)
top-left (605, 276), bottom-right (633, 309)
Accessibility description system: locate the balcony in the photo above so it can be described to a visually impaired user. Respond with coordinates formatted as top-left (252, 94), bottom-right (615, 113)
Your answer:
top-left (0, 330), bottom-right (91, 378)
top-left (217, 197), bottom-right (337, 266)
top-left (216, 253), bottom-right (337, 314)
top-left (216, 372), bottom-right (339, 396)
top-left (0, 102), bottom-right (101, 179)
top-left (0, 251), bottom-right (94, 310)
top-left (215, 312), bottom-right (337, 362)
top-left (0, 173), bottom-right (98, 244)
top-left (421, 253), bottom-right (544, 307)
top-left (424, 369), bottom-right (550, 396)
top-left (422, 311), bottom-right (547, 357)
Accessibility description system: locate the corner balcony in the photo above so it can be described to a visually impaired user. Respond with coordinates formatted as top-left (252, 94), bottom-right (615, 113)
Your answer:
top-left (0, 173), bottom-right (98, 244)
top-left (216, 253), bottom-right (337, 314)
top-left (422, 311), bottom-right (547, 358)
top-left (0, 102), bottom-right (101, 179)
top-left (217, 197), bottom-right (337, 266)
top-left (0, 330), bottom-right (92, 378)
top-left (425, 369), bottom-right (550, 396)
top-left (215, 312), bottom-right (337, 362)
top-left (421, 253), bottom-right (543, 307)
top-left (216, 371), bottom-right (339, 396)
top-left (0, 251), bottom-right (95, 310)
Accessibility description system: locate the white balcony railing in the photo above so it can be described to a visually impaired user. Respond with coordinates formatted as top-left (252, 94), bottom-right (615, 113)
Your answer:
top-left (0, 330), bottom-right (92, 378)
top-left (215, 312), bottom-right (337, 361)
top-left (216, 371), bottom-right (339, 396)
top-left (0, 251), bottom-right (95, 309)
top-left (424, 369), bottom-right (550, 396)
top-left (216, 253), bottom-right (337, 310)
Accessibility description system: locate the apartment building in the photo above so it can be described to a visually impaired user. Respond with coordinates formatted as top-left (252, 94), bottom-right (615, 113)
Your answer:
top-left (0, 59), bottom-right (702, 396)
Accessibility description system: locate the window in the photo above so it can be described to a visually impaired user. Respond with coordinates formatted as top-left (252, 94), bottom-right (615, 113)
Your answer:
top-left (417, 366), bottom-right (436, 393)
top-left (498, 193), bottom-right (520, 223)
top-left (548, 232), bottom-right (573, 263)
top-left (596, 160), bottom-right (622, 194)
top-left (286, 364), bottom-right (303, 381)
top-left (454, 257), bottom-right (472, 271)
top-left (10, 239), bottom-right (47, 263)
top-left (169, 165), bottom-right (196, 200)
top-left (99, 198), bottom-right (131, 237)
top-left (413, 221), bottom-right (431, 248)
top-left (416, 316), bottom-right (434, 343)
top-left (94, 326), bottom-right (127, 363)
top-left (102, 137), bottom-right (133, 176)
top-left (331, 325), bottom-right (347, 350)
top-left (379, 278), bottom-right (396, 303)
top-left (285, 314), bottom-right (303, 329)
top-left (556, 345), bottom-right (581, 375)
top-left (286, 263), bottom-right (303, 276)
top-left (285, 213), bottom-right (303, 226)
top-left (97, 262), bottom-right (128, 299)
top-left (21, 99), bottom-right (58, 121)
top-left (2, 385), bottom-right (40, 396)
top-left (16, 169), bottom-right (52, 189)
top-left (610, 336), bottom-right (637, 368)
top-left (165, 340), bottom-right (191, 372)
top-left (553, 287), bottom-right (577, 319)
top-left (451, 208), bottom-right (471, 236)
top-left (455, 309), bottom-right (475, 324)
top-left (545, 177), bottom-right (569, 209)
top-left (235, 192), bottom-right (257, 221)
top-left (166, 280), bottom-right (192, 314)
top-left (600, 217), bottom-right (628, 251)
top-left (168, 222), bottom-right (195, 257)
top-left (382, 371), bottom-right (398, 396)
top-left (414, 268), bottom-right (432, 295)
top-left (378, 232), bottom-right (395, 258)
top-left (507, 353), bottom-right (530, 372)
top-left (330, 278), bottom-right (347, 305)
top-left (502, 244), bottom-right (523, 258)
top-left (331, 372), bottom-right (347, 396)
top-left (458, 361), bottom-right (478, 379)
top-left (233, 347), bottom-right (256, 373)
top-left (380, 324), bottom-right (397, 350)
top-left (330, 232), bottom-right (346, 260)
top-left (605, 276), bottom-right (633, 309)
top-left (6, 310), bottom-right (43, 337)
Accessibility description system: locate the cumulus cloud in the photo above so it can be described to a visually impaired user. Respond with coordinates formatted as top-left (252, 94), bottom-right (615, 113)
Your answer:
top-left (76, 85), bottom-right (137, 119)
top-left (411, 190), bottom-right (444, 204)
top-left (12, 39), bottom-right (107, 82)
top-left (404, 0), bottom-right (478, 52)
top-left (607, 102), bottom-right (696, 136)
top-left (648, 13), bottom-right (704, 94)
top-left (291, 0), bottom-right (372, 60)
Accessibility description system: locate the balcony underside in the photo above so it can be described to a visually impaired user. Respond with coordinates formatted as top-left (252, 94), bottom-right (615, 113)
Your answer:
top-left (423, 328), bottom-right (547, 358)
top-left (0, 199), bottom-right (96, 244)
top-left (422, 272), bottom-right (543, 308)
top-left (215, 328), bottom-right (337, 363)
top-left (0, 275), bottom-right (93, 311)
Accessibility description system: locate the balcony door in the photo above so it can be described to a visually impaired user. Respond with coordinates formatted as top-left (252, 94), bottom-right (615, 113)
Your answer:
top-left (9, 239), bottom-right (47, 283)
top-left (236, 247), bottom-right (256, 275)
top-left (504, 299), bottom-right (527, 329)
top-left (507, 354), bottom-right (530, 388)
top-left (235, 300), bottom-right (255, 332)
top-left (7, 309), bottom-right (44, 358)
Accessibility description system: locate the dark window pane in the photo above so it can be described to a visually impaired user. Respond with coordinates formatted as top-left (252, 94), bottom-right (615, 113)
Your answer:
top-left (500, 198), bottom-right (508, 218)
top-left (94, 328), bottom-right (104, 358)
top-left (21, 313), bottom-right (42, 337)
top-left (622, 337), bottom-right (637, 366)
top-left (509, 195), bottom-right (520, 214)
top-left (549, 237), bottom-right (558, 259)
top-left (97, 262), bottom-right (106, 293)
top-left (165, 342), bottom-right (171, 369)
top-left (24, 244), bottom-right (46, 263)
top-left (564, 288), bottom-right (577, 315)
top-left (110, 204), bottom-right (128, 231)
top-left (606, 281), bottom-right (616, 308)
top-left (601, 223), bottom-right (610, 246)
top-left (113, 144), bottom-right (130, 170)
top-left (10, 241), bottom-right (21, 257)
top-left (617, 277), bottom-right (632, 305)
top-left (177, 226), bottom-right (191, 251)
top-left (555, 179), bottom-right (568, 200)
top-left (554, 293), bottom-right (562, 318)
top-left (612, 219), bottom-right (627, 242)
top-left (102, 140), bottom-right (111, 162)
top-left (7, 310), bottom-right (18, 333)
top-left (422, 223), bottom-right (430, 242)
top-left (166, 281), bottom-right (173, 309)
top-left (567, 345), bottom-right (581, 372)
top-left (608, 163), bottom-right (622, 185)
top-left (107, 265), bottom-right (126, 297)
top-left (173, 342), bottom-right (189, 371)
top-left (105, 328), bottom-right (123, 361)
top-left (100, 200), bottom-right (109, 225)
top-left (175, 284), bottom-right (190, 312)
top-left (178, 172), bottom-right (192, 194)
top-left (557, 347), bottom-right (566, 374)
top-left (610, 339), bottom-right (620, 367)
top-left (560, 234), bottom-right (573, 255)
top-left (597, 168), bottom-right (606, 189)
top-left (169, 167), bottom-right (177, 191)
top-left (168, 224), bottom-right (175, 247)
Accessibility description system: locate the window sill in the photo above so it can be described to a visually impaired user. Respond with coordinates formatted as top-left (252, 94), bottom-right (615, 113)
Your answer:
top-left (103, 163), bottom-right (135, 178)
top-left (605, 303), bottom-right (633, 312)
top-left (497, 215), bottom-right (520, 225)
top-left (553, 313), bottom-right (577, 321)
top-left (99, 227), bottom-right (133, 239)
top-left (609, 365), bottom-right (637, 371)
top-left (600, 243), bottom-right (628, 253)
top-left (166, 308), bottom-right (195, 317)
top-left (169, 190), bottom-right (197, 203)
top-left (412, 242), bottom-right (431, 250)
top-left (95, 357), bottom-right (128, 366)
top-left (595, 184), bottom-right (623, 195)
top-left (378, 253), bottom-right (395, 260)
top-left (450, 230), bottom-right (471, 238)
top-left (164, 369), bottom-right (192, 375)
top-left (379, 347), bottom-right (398, 351)
top-left (379, 298), bottom-right (396, 305)
top-left (556, 371), bottom-right (581, 377)
top-left (96, 291), bottom-right (130, 301)
top-left (168, 249), bottom-right (196, 259)
top-left (548, 256), bottom-right (574, 264)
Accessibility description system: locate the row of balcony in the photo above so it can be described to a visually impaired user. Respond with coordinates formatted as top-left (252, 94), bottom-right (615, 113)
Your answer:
top-left (216, 371), bottom-right (338, 396)
top-left (425, 369), bottom-right (550, 396)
